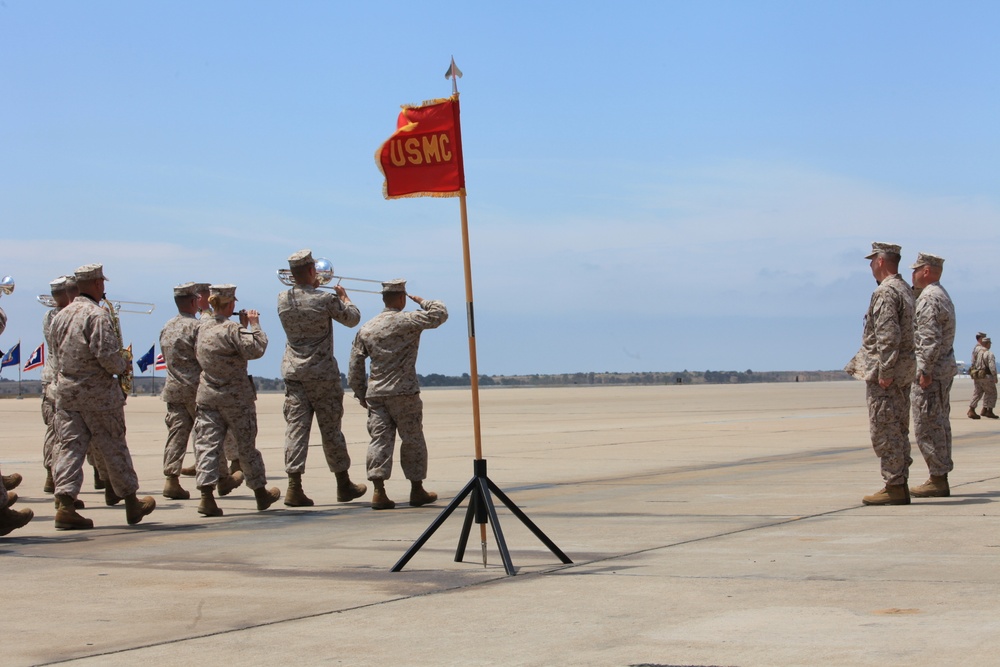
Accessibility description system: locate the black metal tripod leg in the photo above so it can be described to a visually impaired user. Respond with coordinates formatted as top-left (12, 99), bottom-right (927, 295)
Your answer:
top-left (391, 478), bottom-right (477, 572)
top-left (487, 478), bottom-right (573, 564)
top-left (454, 486), bottom-right (480, 562)
top-left (478, 478), bottom-right (516, 575)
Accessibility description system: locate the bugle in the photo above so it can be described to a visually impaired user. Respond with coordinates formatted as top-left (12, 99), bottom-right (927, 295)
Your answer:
top-left (276, 257), bottom-right (383, 295)
top-left (0, 275), bottom-right (14, 297)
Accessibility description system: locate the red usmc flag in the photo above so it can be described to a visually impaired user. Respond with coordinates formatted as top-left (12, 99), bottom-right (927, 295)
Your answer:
top-left (376, 96), bottom-right (465, 199)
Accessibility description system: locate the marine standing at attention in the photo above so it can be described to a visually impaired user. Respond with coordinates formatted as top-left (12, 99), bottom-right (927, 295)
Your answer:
top-left (49, 263), bottom-right (156, 529)
top-left (348, 279), bottom-right (448, 510)
top-left (908, 253), bottom-right (957, 498)
top-left (192, 284), bottom-right (280, 517)
top-left (845, 243), bottom-right (916, 506)
top-left (277, 249), bottom-right (366, 506)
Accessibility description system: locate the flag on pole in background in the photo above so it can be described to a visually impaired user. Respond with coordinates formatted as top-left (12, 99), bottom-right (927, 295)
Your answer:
top-left (136, 345), bottom-right (155, 373)
top-left (1, 342), bottom-right (20, 370)
top-left (376, 96), bottom-right (465, 199)
top-left (23, 343), bottom-right (44, 371)
top-left (155, 353), bottom-right (166, 371)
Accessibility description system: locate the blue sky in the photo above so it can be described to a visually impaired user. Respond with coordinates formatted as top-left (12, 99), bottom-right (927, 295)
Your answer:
top-left (2, 1), bottom-right (998, 379)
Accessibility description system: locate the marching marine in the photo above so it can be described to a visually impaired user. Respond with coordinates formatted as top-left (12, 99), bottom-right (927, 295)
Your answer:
top-left (192, 284), bottom-right (280, 516)
top-left (48, 263), bottom-right (156, 529)
top-left (160, 283), bottom-right (244, 500)
top-left (277, 250), bottom-right (366, 506)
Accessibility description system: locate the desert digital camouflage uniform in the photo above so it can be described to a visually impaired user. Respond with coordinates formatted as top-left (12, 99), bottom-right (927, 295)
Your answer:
top-left (969, 340), bottom-right (996, 410)
top-left (846, 273), bottom-right (916, 485)
top-left (911, 281), bottom-right (957, 477)
top-left (160, 309), bottom-right (219, 477)
top-left (348, 293), bottom-right (448, 481)
top-left (277, 284), bottom-right (361, 474)
top-left (49, 295), bottom-right (141, 499)
top-left (193, 312), bottom-right (269, 490)
top-left (978, 346), bottom-right (998, 410)
top-left (41, 306), bottom-right (59, 471)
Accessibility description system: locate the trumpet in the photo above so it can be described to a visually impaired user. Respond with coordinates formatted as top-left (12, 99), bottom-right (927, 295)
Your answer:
top-left (276, 257), bottom-right (383, 295)
top-left (37, 294), bottom-right (155, 314)
top-left (0, 275), bottom-right (13, 298)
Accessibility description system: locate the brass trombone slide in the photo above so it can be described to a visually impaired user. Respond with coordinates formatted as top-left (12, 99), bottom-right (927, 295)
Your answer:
top-left (37, 294), bottom-right (155, 314)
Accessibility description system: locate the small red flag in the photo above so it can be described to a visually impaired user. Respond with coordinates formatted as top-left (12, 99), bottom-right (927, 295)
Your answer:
top-left (376, 96), bottom-right (465, 199)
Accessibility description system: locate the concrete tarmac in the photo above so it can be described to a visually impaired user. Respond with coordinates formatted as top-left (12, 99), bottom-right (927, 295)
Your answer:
top-left (2, 379), bottom-right (999, 666)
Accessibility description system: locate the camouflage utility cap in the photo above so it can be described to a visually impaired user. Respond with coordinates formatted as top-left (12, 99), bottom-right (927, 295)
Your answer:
top-left (381, 279), bottom-right (407, 294)
top-left (911, 252), bottom-right (944, 269)
top-left (193, 282), bottom-right (210, 293)
top-left (75, 263), bottom-right (109, 281)
top-left (209, 284), bottom-right (238, 301)
top-left (50, 276), bottom-right (69, 292)
top-left (288, 249), bottom-right (314, 268)
top-left (173, 282), bottom-right (198, 297)
top-left (865, 242), bottom-right (902, 259)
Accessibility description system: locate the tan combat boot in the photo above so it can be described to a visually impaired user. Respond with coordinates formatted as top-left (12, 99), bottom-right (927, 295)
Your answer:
top-left (2, 472), bottom-right (22, 490)
top-left (218, 471), bottom-right (244, 497)
top-left (180, 464), bottom-right (196, 477)
top-left (983, 408), bottom-right (999, 419)
top-left (0, 506), bottom-right (34, 536)
top-left (968, 407), bottom-right (981, 420)
top-left (124, 493), bottom-right (156, 525)
top-left (93, 466), bottom-right (105, 489)
top-left (197, 486), bottom-right (223, 517)
top-left (54, 494), bottom-right (94, 530)
top-left (862, 484), bottom-right (911, 506)
top-left (335, 470), bottom-right (367, 502)
top-left (163, 475), bottom-right (190, 500)
top-left (229, 459), bottom-right (242, 474)
top-left (910, 474), bottom-right (950, 498)
top-left (284, 472), bottom-right (314, 507)
top-left (371, 480), bottom-right (395, 510)
top-left (104, 485), bottom-right (122, 506)
top-left (254, 486), bottom-right (281, 511)
top-left (43, 467), bottom-right (55, 494)
top-left (409, 481), bottom-right (438, 507)
top-left (52, 497), bottom-right (86, 509)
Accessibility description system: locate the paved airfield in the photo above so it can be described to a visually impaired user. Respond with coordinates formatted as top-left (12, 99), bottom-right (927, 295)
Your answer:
top-left (2, 380), bottom-right (999, 666)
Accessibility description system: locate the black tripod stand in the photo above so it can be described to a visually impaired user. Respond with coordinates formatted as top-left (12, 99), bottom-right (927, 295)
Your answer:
top-left (391, 458), bottom-right (572, 575)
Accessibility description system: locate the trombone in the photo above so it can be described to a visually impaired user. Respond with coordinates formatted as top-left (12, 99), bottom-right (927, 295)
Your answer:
top-left (36, 294), bottom-right (155, 314)
top-left (277, 257), bottom-right (383, 295)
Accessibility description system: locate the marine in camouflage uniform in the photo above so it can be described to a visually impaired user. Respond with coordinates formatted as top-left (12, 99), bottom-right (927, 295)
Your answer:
top-left (908, 253), bottom-right (957, 498)
top-left (159, 283), bottom-right (242, 501)
top-left (40, 276), bottom-right (80, 494)
top-left (277, 250), bottom-right (366, 506)
top-left (348, 279), bottom-right (448, 510)
top-left (192, 284), bottom-right (280, 516)
top-left (49, 263), bottom-right (156, 529)
top-left (845, 243), bottom-right (916, 506)
top-left (967, 332), bottom-right (988, 418)
top-left (977, 340), bottom-right (998, 417)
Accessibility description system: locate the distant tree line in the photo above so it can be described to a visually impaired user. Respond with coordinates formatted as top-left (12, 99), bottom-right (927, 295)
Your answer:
top-left (0, 369), bottom-right (854, 397)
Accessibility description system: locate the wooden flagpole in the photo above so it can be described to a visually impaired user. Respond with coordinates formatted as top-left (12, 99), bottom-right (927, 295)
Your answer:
top-left (391, 60), bottom-right (571, 575)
